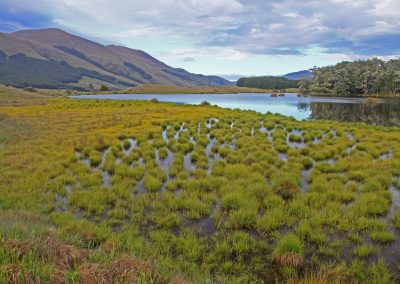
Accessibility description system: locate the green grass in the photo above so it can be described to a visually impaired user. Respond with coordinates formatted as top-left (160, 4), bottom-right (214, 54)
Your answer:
top-left (143, 175), bottom-right (163, 193)
top-left (1, 86), bottom-right (400, 282)
top-left (273, 234), bottom-right (303, 267)
top-left (354, 245), bottom-right (374, 258)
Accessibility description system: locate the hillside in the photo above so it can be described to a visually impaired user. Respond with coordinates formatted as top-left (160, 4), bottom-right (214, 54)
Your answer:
top-left (283, 70), bottom-right (313, 80)
top-left (0, 28), bottom-right (232, 90)
top-left (236, 75), bottom-right (299, 90)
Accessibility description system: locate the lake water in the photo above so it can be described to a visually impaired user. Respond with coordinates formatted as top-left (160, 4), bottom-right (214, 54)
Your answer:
top-left (70, 93), bottom-right (400, 126)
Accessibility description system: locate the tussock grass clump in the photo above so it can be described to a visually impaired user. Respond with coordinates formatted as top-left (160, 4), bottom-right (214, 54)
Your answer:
top-left (174, 234), bottom-right (205, 262)
top-left (224, 164), bottom-right (250, 180)
top-left (51, 212), bottom-right (111, 247)
top-left (273, 234), bottom-right (303, 267)
top-left (271, 173), bottom-right (300, 200)
top-left (143, 176), bottom-right (163, 193)
top-left (369, 231), bottom-right (395, 244)
top-left (231, 231), bottom-right (256, 255)
top-left (288, 134), bottom-right (302, 143)
top-left (257, 207), bottom-right (286, 233)
top-left (351, 193), bottom-right (390, 217)
top-left (88, 151), bottom-right (102, 167)
top-left (227, 208), bottom-right (257, 229)
top-left (354, 245), bottom-right (374, 258)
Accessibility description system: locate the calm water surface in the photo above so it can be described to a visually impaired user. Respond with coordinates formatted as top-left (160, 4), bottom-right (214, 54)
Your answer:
top-left (71, 93), bottom-right (400, 126)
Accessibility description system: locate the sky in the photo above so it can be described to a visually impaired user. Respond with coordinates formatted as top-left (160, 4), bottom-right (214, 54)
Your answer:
top-left (1, 0), bottom-right (400, 79)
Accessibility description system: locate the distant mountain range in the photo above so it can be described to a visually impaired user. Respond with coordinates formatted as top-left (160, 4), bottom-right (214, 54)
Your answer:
top-left (0, 28), bottom-right (232, 90)
top-left (221, 70), bottom-right (313, 83)
top-left (283, 70), bottom-right (313, 80)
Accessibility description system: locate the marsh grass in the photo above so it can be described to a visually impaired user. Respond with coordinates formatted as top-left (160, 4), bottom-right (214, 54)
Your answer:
top-left (273, 234), bottom-right (303, 267)
top-left (1, 88), bottom-right (400, 283)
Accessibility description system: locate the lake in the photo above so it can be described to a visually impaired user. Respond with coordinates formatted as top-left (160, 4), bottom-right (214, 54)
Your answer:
top-left (70, 93), bottom-right (400, 126)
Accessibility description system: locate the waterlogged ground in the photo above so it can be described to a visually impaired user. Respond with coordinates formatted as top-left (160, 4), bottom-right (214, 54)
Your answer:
top-left (1, 90), bottom-right (400, 283)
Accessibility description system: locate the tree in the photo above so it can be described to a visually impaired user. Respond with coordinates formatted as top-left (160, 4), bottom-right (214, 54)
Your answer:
top-left (300, 58), bottom-right (400, 97)
top-left (237, 76), bottom-right (299, 89)
top-left (99, 85), bottom-right (109, 91)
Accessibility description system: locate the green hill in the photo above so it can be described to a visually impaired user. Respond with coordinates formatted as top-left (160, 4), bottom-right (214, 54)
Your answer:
top-left (0, 28), bottom-right (232, 90)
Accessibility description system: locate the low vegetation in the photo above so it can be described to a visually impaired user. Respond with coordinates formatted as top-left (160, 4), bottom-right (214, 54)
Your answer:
top-left (117, 84), bottom-right (273, 94)
top-left (1, 87), bottom-right (400, 282)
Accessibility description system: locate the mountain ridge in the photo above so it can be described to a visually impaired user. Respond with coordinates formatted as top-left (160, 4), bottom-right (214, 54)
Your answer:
top-left (283, 70), bottom-right (313, 80)
top-left (0, 28), bottom-right (232, 90)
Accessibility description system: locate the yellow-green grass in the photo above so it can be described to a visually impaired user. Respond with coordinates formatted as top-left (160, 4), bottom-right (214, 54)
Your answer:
top-left (0, 86), bottom-right (400, 283)
top-left (100, 84), bottom-right (299, 94)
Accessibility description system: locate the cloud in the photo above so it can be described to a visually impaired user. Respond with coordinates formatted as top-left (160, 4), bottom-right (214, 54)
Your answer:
top-left (0, 0), bottom-right (400, 57)
top-left (182, 57), bottom-right (195, 62)
top-left (0, 1), bottom-right (53, 32)
top-left (217, 74), bottom-right (248, 81)
top-left (158, 48), bottom-right (250, 61)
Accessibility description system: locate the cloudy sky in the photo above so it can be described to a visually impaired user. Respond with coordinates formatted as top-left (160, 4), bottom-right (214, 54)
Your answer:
top-left (1, 0), bottom-right (400, 79)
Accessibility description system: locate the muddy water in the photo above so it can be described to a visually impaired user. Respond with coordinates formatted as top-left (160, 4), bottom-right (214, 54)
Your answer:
top-left (301, 169), bottom-right (310, 192)
top-left (205, 134), bottom-right (217, 156)
top-left (190, 198), bottom-right (221, 236)
top-left (55, 184), bottom-right (72, 211)
top-left (155, 148), bottom-right (174, 177)
top-left (122, 138), bottom-right (137, 155)
top-left (184, 152), bottom-right (196, 171)
top-left (382, 184), bottom-right (400, 278)
top-left (278, 153), bottom-right (288, 162)
top-left (162, 128), bottom-right (169, 142)
top-left (380, 148), bottom-right (393, 160)
top-left (286, 129), bottom-right (305, 149)
top-left (205, 118), bottom-right (219, 129)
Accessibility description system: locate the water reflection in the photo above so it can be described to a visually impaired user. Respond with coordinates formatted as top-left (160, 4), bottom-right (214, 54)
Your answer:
top-left (309, 102), bottom-right (400, 126)
top-left (71, 93), bottom-right (400, 127)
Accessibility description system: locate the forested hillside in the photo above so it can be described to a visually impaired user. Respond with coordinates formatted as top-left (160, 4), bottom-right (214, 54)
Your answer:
top-left (299, 58), bottom-right (400, 97)
top-left (237, 76), bottom-right (299, 90)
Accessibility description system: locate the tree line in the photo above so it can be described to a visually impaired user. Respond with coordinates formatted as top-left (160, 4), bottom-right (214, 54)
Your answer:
top-left (237, 76), bottom-right (299, 90)
top-left (300, 58), bottom-right (400, 97)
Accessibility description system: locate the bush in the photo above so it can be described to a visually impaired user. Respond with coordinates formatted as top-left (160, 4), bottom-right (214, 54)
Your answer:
top-left (23, 86), bottom-right (37, 92)
top-left (100, 85), bottom-right (109, 91)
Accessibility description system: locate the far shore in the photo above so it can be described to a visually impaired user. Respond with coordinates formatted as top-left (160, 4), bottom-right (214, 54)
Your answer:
top-left (86, 84), bottom-right (299, 95)
top-left (5, 84), bottom-right (400, 99)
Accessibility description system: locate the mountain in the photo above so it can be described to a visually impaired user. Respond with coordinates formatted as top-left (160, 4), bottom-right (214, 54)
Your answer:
top-left (283, 70), bottom-right (313, 80)
top-left (0, 28), bottom-right (232, 90)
